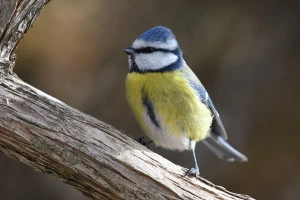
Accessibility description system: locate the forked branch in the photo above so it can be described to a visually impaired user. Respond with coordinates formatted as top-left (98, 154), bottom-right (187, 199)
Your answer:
top-left (0, 1), bottom-right (253, 199)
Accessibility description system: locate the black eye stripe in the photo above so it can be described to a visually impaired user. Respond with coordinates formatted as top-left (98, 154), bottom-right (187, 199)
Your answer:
top-left (134, 47), bottom-right (174, 54)
top-left (135, 47), bottom-right (155, 53)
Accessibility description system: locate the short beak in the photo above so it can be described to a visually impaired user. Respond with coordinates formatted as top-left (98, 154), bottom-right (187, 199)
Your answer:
top-left (122, 46), bottom-right (135, 55)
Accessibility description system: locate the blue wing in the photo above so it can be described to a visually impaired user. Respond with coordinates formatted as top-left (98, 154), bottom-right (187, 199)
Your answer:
top-left (180, 65), bottom-right (248, 162)
top-left (180, 66), bottom-right (228, 140)
top-left (194, 85), bottom-right (228, 140)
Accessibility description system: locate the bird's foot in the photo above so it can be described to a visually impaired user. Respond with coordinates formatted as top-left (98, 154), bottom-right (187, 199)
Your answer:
top-left (136, 137), bottom-right (153, 148)
top-left (185, 167), bottom-right (200, 178)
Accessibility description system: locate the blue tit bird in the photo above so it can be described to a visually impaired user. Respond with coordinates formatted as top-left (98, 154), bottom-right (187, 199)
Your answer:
top-left (123, 26), bottom-right (247, 176)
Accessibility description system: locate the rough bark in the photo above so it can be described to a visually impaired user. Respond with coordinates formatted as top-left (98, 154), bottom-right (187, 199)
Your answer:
top-left (0, 1), bottom-right (254, 200)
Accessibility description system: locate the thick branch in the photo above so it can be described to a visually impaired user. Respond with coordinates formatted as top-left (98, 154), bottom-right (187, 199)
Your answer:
top-left (0, 0), bottom-right (254, 200)
top-left (0, 76), bottom-right (253, 200)
top-left (0, 0), bottom-right (50, 76)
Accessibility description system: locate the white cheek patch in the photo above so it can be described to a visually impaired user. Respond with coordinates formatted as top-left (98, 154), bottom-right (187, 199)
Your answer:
top-left (133, 39), bottom-right (178, 50)
top-left (135, 52), bottom-right (178, 71)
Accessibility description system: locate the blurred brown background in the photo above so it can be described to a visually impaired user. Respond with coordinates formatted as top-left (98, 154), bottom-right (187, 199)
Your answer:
top-left (0, 0), bottom-right (299, 199)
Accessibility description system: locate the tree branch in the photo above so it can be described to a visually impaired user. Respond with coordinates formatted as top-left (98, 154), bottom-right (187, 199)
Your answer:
top-left (0, 1), bottom-right (254, 200)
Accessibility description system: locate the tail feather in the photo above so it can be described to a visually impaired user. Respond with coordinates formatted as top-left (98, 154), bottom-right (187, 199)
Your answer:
top-left (202, 133), bottom-right (248, 162)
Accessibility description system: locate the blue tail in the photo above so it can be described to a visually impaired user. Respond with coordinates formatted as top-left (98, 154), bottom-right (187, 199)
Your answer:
top-left (202, 133), bottom-right (248, 162)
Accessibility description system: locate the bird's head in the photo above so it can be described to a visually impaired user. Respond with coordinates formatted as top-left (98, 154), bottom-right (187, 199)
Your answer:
top-left (123, 26), bottom-right (183, 73)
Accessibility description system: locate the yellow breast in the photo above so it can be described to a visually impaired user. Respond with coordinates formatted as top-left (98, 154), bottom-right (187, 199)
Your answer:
top-left (125, 69), bottom-right (213, 149)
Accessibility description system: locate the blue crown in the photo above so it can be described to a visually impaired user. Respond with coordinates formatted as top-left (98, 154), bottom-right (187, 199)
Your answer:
top-left (137, 26), bottom-right (175, 42)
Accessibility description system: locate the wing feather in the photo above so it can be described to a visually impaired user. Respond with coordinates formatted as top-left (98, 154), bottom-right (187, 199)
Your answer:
top-left (180, 65), bottom-right (228, 140)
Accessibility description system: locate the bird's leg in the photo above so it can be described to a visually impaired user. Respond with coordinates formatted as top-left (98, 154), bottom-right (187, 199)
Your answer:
top-left (185, 147), bottom-right (200, 177)
top-left (136, 136), bottom-right (153, 148)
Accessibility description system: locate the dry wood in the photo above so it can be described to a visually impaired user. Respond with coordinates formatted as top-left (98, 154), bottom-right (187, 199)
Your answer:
top-left (0, 0), bottom-right (254, 200)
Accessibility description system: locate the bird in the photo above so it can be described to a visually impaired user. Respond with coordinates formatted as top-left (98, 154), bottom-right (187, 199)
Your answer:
top-left (123, 26), bottom-right (247, 176)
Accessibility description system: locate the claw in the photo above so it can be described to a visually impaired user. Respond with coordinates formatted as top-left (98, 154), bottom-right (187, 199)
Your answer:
top-left (136, 137), bottom-right (153, 148)
top-left (185, 167), bottom-right (200, 178)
